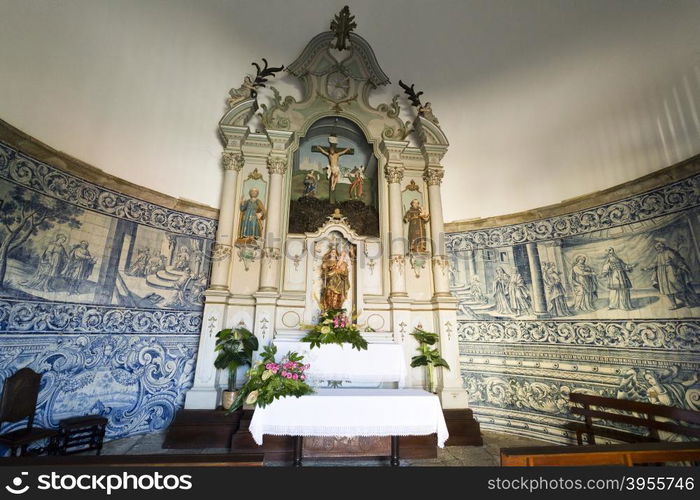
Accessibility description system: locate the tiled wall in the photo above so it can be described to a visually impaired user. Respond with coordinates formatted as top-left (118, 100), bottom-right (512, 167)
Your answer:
top-left (0, 141), bottom-right (216, 441)
top-left (447, 168), bottom-right (700, 443)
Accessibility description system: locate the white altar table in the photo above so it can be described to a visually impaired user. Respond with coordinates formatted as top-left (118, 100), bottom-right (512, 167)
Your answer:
top-left (249, 388), bottom-right (449, 463)
top-left (272, 340), bottom-right (407, 387)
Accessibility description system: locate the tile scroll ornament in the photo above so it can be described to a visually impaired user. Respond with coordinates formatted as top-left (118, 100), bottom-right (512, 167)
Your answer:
top-left (0, 142), bottom-right (217, 239)
top-left (0, 334), bottom-right (198, 440)
top-left (457, 319), bottom-right (700, 351)
top-left (447, 174), bottom-right (700, 250)
top-left (0, 300), bottom-right (202, 334)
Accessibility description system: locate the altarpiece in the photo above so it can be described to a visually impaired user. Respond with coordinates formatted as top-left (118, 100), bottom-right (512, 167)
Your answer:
top-left (184, 8), bottom-right (469, 412)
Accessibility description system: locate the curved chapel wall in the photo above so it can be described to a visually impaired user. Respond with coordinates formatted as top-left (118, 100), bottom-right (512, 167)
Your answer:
top-left (0, 120), bottom-right (216, 441)
top-left (445, 155), bottom-right (700, 444)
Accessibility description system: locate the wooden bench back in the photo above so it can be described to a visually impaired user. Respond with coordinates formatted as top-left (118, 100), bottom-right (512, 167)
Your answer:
top-left (570, 393), bottom-right (700, 441)
top-left (501, 441), bottom-right (700, 466)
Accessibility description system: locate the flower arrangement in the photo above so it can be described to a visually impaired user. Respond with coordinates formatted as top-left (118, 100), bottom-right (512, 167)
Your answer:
top-left (228, 344), bottom-right (314, 412)
top-left (410, 328), bottom-right (450, 393)
top-left (301, 308), bottom-right (368, 351)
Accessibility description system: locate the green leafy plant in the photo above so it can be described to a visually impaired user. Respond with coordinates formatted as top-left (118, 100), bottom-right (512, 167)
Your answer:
top-left (214, 327), bottom-right (259, 391)
top-left (410, 328), bottom-right (450, 393)
top-left (301, 308), bottom-right (368, 351)
top-left (229, 344), bottom-right (314, 412)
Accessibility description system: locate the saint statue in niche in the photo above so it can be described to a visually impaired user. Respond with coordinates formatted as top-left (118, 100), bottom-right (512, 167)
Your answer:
top-left (312, 135), bottom-right (354, 193)
top-left (238, 188), bottom-right (266, 244)
top-left (403, 199), bottom-right (430, 253)
top-left (320, 246), bottom-right (351, 311)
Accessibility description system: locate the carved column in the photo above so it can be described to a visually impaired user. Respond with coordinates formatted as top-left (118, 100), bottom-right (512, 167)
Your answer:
top-left (209, 152), bottom-right (243, 289)
top-left (258, 156), bottom-right (287, 292)
top-left (381, 141), bottom-right (409, 297)
top-left (526, 242), bottom-right (548, 316)
top-left (424, 164), bottom-right (451, 297)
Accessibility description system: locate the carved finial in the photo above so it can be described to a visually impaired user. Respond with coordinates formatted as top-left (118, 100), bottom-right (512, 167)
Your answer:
top-left (399, 80), bottom-right (423, 108)
top-left (330, 6), bottom-right (357, 50)
top-left (250, 58), bottom-right (285, 99)
top-left (399, 80), bottom-right (439, 125)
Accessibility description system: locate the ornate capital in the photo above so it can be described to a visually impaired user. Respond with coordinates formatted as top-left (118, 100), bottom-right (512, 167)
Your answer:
top-left (222, 152), bottom-right (244, 171)
top-left (384, 164), bottom-right (404, 184)
top-left (432, 255), bottom-right (449, 276)
top-left (423, 167), bottom-right (444, 186)
top-left (267, 157), bottom-right (288, 175)
top-left (210, 242), bottom-right (232, 262)
top-left (390, 255), bottom-right (405, 275)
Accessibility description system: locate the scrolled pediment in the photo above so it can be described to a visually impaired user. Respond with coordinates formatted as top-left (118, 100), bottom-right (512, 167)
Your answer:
top-left (287, 32), bottom-right (390, 87)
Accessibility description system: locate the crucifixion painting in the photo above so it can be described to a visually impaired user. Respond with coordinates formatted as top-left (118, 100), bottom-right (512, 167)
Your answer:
top-left (311, 135), bottom-right (354, 194)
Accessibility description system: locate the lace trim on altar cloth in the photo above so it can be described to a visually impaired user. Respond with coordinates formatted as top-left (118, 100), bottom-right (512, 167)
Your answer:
top-left (250, 424), bottom-right (448, 448)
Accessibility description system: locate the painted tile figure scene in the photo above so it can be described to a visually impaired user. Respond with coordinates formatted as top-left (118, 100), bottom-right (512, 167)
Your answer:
top-left (449, 175), bottom-right (700, 443)
top-left (449, 210), bottom-right (700, 321)
top-left (0, 183), bottom-right (210, 315)
top-left (0, 141), bottom-right (214, 444)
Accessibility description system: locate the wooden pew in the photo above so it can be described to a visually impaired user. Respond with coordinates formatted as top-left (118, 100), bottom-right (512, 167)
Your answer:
top-left (568, 393), bottom-right (700, 445)
top-left (501, 441), bottom-right (700, 466)
top-left (0, 453), bottom-right (264, 467)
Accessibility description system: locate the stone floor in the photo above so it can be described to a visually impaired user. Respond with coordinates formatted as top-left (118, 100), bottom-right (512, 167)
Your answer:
top-left (94, 430), bottom-right (549, 466)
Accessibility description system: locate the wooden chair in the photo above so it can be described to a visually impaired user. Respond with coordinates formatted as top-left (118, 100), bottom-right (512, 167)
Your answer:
top-left (56, 415), bottom-right (108, 455)
top-left (0, 368), bottom-right (59, 456)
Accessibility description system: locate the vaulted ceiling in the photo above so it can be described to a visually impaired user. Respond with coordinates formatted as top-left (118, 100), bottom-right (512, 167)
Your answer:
top-left (1, 0), bottom-right (699, 221)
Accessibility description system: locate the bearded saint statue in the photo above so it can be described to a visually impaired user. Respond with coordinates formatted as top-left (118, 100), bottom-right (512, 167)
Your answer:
top-left (320, 246), bottom-right (351, 311)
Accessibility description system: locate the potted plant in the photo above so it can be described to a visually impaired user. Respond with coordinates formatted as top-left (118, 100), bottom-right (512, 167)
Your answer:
top-left (214, 326), bottom-right (259, 410)
top-left (410, 328), bottom-right (450, 393)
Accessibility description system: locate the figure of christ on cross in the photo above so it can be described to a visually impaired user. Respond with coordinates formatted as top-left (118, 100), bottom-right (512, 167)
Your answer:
top-left (311, 135), bottom-right (354, 195)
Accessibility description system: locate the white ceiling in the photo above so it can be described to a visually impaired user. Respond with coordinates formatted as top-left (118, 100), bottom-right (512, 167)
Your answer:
top-left (1, 0), bottom-right (699, 222)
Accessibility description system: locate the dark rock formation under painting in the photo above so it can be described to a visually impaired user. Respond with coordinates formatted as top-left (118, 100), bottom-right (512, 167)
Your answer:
top-left (288, 197), bottom-right (379, 237)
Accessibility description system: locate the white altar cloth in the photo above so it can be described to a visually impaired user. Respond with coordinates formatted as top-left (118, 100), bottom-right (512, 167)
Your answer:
top-left (272, 340), bottom-right (406, 387)
top-left (249, 388), bottom-right (449, 447)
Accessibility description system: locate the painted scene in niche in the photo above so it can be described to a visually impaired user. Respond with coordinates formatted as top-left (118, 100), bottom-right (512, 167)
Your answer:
top-left (449, 209), bottom-right (700, 320)
top-left (288, 116), bottom-right (379, 237)
top-left (0, 182), bottom-right (209, 311)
